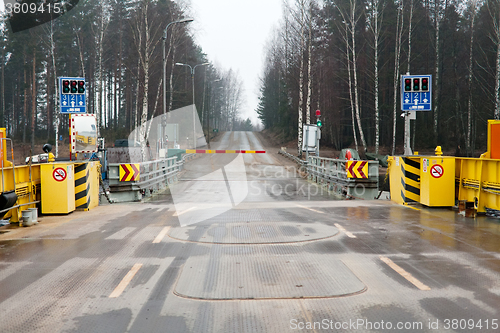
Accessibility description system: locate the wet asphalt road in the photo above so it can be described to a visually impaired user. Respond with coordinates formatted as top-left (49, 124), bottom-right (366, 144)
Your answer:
top-left (0, 131), bottom-right (500, 332)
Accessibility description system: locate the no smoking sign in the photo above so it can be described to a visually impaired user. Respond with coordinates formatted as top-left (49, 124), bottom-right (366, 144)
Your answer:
top-left (430, 164), bottom-right (444, 179)
top-left (53, 167), bottom-right (67, 182)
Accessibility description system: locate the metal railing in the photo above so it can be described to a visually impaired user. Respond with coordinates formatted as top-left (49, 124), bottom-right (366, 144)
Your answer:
top-left (278, 149), bottom-right (379, 199)
top-left (135, 157), bottom-right (180, 193)
top-left (279, 149), bottom-right (306, 166)
top-left (107, 154), bottom-right (191, 202)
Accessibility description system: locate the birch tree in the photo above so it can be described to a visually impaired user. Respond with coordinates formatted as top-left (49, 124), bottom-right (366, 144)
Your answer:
top-left (489, 0), bottom-right (500, 119)
top-left (367, 0), bottom-right (385, 154)
top-left (131, 0), bottom-right (164, 160)
top-left (466, 0), bottom-right (479, 153)
top-left (345, 24), bottom-right (359, 151)
top-left (406, 0), bottom-right (415, 74)
top-left (335, 0), bottom-right (367, 153)
top-left (288, 0), bottom-right (308, 156)
top-left (392, 0), bottom-right (404, 155)
top-left (306, 1), bottom-right (313, 126)
top-left (432, 0), bottom-right (447, 138)
top-left (1, 28), bottom-right (5, 129)
top-left (93, 0), bottom-right (110, 136)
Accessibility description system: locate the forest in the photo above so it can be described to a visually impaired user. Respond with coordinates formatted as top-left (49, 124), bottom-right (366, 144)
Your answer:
top-left (0, 0), bottom-right (250, 153)
top-left (256, 0), bottom-right (500, 156)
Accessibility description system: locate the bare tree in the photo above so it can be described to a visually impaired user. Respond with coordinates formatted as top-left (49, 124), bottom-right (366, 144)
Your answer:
top-left (467, 0), bottom-right (480, 153)
top-left (406, 0), bottom-right (415, 74)
top-left (336, 0), bottom-right (367, 153)
top-left (392, 0), bottom-right (404, 155)
top-left (432, 0), bottom-right (448, 138)
top-left (345, 24), bottom-right (358, 152)
top-left (306, 1), bottom-right (313, 126)
top-left (1, 29), bottom-right (5, 131)
top-left (490, 0), bottom-right (500, 119)
top-left (367, 0), bottom-right (385, 154)
top-left (93, 0), bottom-right (110, 137)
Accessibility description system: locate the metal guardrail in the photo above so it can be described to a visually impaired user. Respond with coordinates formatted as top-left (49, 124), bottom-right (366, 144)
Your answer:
top-left (279, 149), bottom-right (306, 166)
top-left (278, 149), bottom-right (379, 199)
top-left (108, 156), bottom-right (182, 202)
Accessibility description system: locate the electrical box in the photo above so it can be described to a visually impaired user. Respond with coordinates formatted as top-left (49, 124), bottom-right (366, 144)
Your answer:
top-left (41, 163), bottom-right (75, 214)
top-left (302, 124), bottom-right (319, 152)
top-left (420, 156), bottom-right (455, 207)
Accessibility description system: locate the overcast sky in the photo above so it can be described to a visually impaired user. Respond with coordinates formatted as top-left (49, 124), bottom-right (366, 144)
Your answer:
top-left (188, 0), bottom-right (283, 125)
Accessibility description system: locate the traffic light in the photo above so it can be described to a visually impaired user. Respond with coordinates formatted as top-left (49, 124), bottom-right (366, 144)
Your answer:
top-left (421, 77), bottom-right (429, 91)
top-left (404, 78), bottom-right (411, 92)
top-left (315, 109), bottom-right (322, 127)
top-left (78, 80), bottom-right (85, 94)
top-left (62, 80), bottom-right (70, 94)
top-left (70, 80), bottom-right (78, 93)
top-left (413, 78), bottom-right (420, 91)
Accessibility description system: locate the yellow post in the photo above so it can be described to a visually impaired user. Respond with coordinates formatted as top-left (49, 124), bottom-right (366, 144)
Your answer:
top-left (435, 146), bottom-right (443, 156)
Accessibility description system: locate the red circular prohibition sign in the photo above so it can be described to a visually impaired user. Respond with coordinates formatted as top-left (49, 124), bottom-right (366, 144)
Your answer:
top-left (430, 164), bottom-right (444, 179)
top-left (53, 167), bottom-right (67, 182)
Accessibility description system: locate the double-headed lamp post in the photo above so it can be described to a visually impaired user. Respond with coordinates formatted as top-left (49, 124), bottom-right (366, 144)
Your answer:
top-left (162, 18), bottom-right (193, 148)
top-left (175, 62), bottom-right (209, 148)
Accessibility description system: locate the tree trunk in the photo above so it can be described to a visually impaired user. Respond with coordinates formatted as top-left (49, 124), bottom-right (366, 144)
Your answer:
top-left (140, 2), bottom-right (150, 161)
top-left (406, 0), bottom-right (414, 74)
top-left (31, 48), bottom-right (36, 153)
top-left (346, 25), bottom-right (358, 152)
top-left (23, 54), bottom-right (27, 143)
top-left (350, 0), bottom-right (367, 153)
top-left (467, 1), bottom-right (478, 154)
top-left (372, 0), bottom-right (381, 154)
top-left (306, 1), bottom-right (312, 125)
top-left (297, 2), bottom-right (305, 156)
top-left (392, 0), bottom-right (404, 155)
top-left (49, 21), bottom-right (60, 157)
top-left (433, 0), bottom-right (445, 139)
top-left (1, 44), bottom-right (4, 128)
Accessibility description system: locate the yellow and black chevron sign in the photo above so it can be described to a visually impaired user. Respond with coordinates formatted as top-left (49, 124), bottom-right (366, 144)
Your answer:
top-left (119, 164), bottom-right (140, 182)
top-left (346, 161), bottom-right (368, 179)
top-left (401, 157), bottom-right (420, 203)
top-left (75, 163), bottom-right (91, 210)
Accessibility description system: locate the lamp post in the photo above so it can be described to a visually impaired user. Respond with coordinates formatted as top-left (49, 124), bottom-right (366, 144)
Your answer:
top-left (175, 62), bottom-right (209, 148)
top-left (162, 18), bottom-right (193, 149)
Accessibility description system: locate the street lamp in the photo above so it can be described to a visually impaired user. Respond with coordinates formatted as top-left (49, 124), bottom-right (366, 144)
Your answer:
top-left (162, 17), bottom-right (193, 149)
top-left (175, 62), bottom-right (209, 148)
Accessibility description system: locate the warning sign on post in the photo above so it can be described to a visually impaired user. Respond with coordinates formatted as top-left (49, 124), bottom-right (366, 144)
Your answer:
top-left (53, 167), bottom-right (67, 182)
top-left (430, 164), bottom-right (444, 179)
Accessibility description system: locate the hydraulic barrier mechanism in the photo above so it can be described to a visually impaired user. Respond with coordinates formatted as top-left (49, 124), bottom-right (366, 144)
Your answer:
top-left (389, 119), bottom-right (500, 216)
top-left (74, 162), bottom-right (100, 211)
top-left (388, 156), bottom-right (421, 205)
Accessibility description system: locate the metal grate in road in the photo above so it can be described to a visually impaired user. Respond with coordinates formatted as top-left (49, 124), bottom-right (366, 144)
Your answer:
top-left (168, 222), bottom-right (338, 244)
top-left (174, 253), bottom-right (366, 300)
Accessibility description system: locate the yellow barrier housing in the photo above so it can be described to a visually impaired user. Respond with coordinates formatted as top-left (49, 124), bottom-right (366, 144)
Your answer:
top-left (420, 156), bottom-right (455, 207)
top-left (0, 128), bottom-right (101, 223)
top-left (74, 162), bottom-right (100, 211)
top-left (41, 163), bottom-right (75, 214)
top-left (389, 120), bottom-right (500, 214)
top-left (388, 156), bottom-right (421, 205)
top-left (456, 158), bottom-right (500, 213)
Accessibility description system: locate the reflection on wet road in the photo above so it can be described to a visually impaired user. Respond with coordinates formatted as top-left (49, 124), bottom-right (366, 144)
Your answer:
top-left (0, 131), bottom-right (499, 332)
